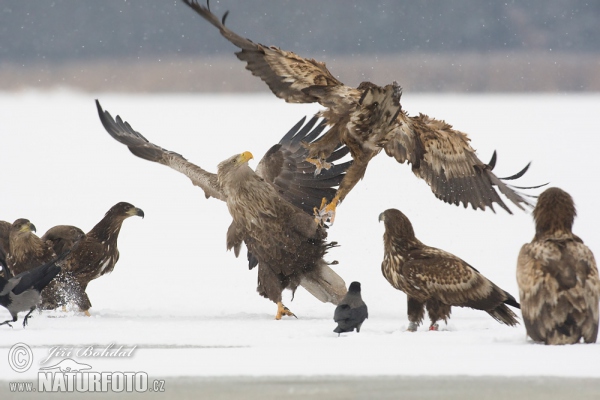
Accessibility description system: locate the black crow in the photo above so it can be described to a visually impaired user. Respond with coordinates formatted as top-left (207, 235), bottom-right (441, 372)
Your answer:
top-left (0, 259), bottom-right (61, 328)
top-left (333, 281), bottom-right (368, 335)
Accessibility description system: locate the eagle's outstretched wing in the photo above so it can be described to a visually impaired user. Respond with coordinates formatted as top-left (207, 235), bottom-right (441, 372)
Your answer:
top-left (182, 0), bottom-right (360, 112)
top-left (96, 100), bottom-right (350, 215)
top-left (385, 112), bottom-right (537, 213)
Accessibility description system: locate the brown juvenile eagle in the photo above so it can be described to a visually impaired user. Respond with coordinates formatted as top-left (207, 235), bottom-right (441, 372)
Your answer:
top-left (96, 100), bottom-right (349, 319)
top-left (379, 208), bottom-right (520, 331)
top-left (6, 219), bottom-right (57, 278)
top-left (517, 187), bottom-right (600, 345)
top-left (183, 0), bottom-right (536, 223)
top-left (40, 202), bottom-right (144, 315)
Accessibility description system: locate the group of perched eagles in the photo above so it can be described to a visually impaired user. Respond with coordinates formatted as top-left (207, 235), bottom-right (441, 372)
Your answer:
top-left (1, 1), bottom-right (598, 346)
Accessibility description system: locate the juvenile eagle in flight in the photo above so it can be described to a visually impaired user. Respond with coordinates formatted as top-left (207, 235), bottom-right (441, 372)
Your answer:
top-left (183, 0), bottom-right (536, 223)
top-left (96, 100), bottom-right (349, 319)
top-left (379, 208), bottom-right (520, 331)
top-left (517, 187), bottom-right (600, 345)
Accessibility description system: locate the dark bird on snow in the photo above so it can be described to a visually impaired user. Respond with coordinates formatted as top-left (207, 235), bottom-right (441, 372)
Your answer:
top-left (40, 202), bottom-right (144, 315)
top-left (517, 187), bottom-right (600, 345)
top-left (0, 258), bottom-right (61, 328)
top-left (379, 208), bottom-right (520, 331)
top-left (333, 281), bottom-right (368, 336)
top-left (96, 100), bottom-right (349, 319)
top-left (182, 0), bottom-right (541, 223)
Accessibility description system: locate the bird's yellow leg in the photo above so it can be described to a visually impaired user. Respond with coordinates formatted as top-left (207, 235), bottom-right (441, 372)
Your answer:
top-left (83, 310), bottom-right (91, 317)
top-left (314, 194), bottom-right (340, 225)
top-left (275, 302), bottom-right (297, 320)
top-left (305, 157), bottom-right (332, 176)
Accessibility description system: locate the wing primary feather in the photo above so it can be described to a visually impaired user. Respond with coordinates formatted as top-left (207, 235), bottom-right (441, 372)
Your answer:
top-left (487, 150), bottom-right (497, 170)
top-left (279, 116), bottom-right (307, 144)
top-left (499, 162), bottom-right (531, 180)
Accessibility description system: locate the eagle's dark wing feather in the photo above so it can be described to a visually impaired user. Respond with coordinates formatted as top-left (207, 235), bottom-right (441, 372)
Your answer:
top-left (182, 0), bottom-right (360, 110)
top-left (96, 100), bottom-right (226, 201)
top-left (385, 113), bottom-right (533, 213)
top-left (256, 116), bottom-right (351, 215)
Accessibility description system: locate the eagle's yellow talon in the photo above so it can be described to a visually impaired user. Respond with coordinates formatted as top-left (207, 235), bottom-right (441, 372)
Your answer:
top-left (275, 302), bottom-right (297, 320)
top-left (306, 157), bottom-right (332, 175)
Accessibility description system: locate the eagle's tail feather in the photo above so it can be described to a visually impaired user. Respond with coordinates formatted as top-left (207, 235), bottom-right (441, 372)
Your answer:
top-left (299, 262), bottom-right (347, 305)
top-left (487, 304), bottom-right (519, 326)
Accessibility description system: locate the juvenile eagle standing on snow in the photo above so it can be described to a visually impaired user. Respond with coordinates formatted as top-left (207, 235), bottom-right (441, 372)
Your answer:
top-left (41, 202), bottom-right (144, 315)
top-left (379, 208), bottom-right (520, 331)
top-left (96, 100), bottom-right (349, 319)
top-left (183, 1), bottom-right (536, 223)
top-left (6, 219), bottom-right (57, 277)
top-left (517, 187), bottom-right (600, 345)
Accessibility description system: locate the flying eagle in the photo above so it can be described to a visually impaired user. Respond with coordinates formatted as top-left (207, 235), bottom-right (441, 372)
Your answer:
top-left (379, 208), bottom-right (520, 331)
top-left (183, 1), bottom-right (537, 223)
top-left (517, 187), bottom-right (600, 345)
top-left (96, 100), bottom-right (349, 319)
top-left (40, 202), bottom-right (144, 315)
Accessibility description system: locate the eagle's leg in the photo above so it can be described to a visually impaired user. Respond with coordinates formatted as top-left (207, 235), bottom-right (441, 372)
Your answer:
top-left (407, 296), bottom-right (425, 332)
top-left (314, 194), bottom-right (340, 225)
top-left (275, 302), bottom-right (297, 320)
top-left (426, 300), bottom-right (451, 331)
top-left (0, 315), bottom-right (17, 328)
top-left (22, 307), bottom-right (35, 328)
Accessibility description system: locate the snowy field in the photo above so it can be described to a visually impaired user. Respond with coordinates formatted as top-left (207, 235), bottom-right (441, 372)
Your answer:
top-left (0, 91), bottom-right (599, 383)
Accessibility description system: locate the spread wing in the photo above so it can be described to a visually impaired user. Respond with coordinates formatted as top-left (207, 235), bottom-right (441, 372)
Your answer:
top-left (182, 0), bottom-right (360, 112)
top-left (96, 100), bottom-right (226, 201)
top-left (385, 112), bottom-right (536, 214)
top-left (256, 116), bottom-right (351, 215)
top-left (405, 247), bottom-right (514, 309)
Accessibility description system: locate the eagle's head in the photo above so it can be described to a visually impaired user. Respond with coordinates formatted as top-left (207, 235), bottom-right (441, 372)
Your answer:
top-left (10, 218), bottom-right (36, 236)
top-left (533, 187), bottom-right (576, 238)
top-left (217, 151), bottom-right (255, 187)
top-left (378, 208), bottom-right (416, 242)
top-left (105, 202), bottom-right (145, 220)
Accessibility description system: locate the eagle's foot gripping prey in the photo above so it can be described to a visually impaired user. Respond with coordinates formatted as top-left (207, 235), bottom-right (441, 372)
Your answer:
top-left (314, 197), bottom-right (339, 225)
top-left (306, 157), bottom-right (332, 176)
top-left (275, 302), bottom-right (297, 320)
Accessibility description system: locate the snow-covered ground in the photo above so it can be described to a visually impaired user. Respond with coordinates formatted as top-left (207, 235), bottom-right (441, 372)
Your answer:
top-left (0, 91), bottom-right (598, 381)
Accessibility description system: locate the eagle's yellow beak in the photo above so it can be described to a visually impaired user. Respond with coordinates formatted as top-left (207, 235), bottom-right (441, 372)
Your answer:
top-left (21, 222), bottom-right (36, 233)
top-left (239, 151), bottom-right (254, 164)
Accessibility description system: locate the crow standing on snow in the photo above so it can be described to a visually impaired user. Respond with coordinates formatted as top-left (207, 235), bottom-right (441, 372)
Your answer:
top-left (334, 281), bottom-right (368, 335)
top-left (0, 258), bottom-right (61, 328)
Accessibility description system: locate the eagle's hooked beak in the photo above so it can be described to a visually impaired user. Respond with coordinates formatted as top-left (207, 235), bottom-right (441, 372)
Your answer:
top-left (239, 151), bottom-right (254, 164)
top-left (378, 212), bottom-right (385, 223)
top-left (127, 207), bottom-right (145, 219)
top-left (21, 222), bottom-right (36, 233)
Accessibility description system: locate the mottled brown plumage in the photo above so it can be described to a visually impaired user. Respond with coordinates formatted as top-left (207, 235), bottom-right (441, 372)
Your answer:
top-left (96, 100), bottom-right (348, 318)
top-left (41, 225), bottom-right (85, 257)
top-left (517, 187), bottom-right (600, 345)
top-left (0, 221), bottom-right (11, 278)
top-left (39, 202), bottom-right (144, 313)
top-left (7, 219), bottom-right (56, 277)
top-left (379, 208), bottom-right (520, 330)
top-left (184, 0), bottom-right (536, 222)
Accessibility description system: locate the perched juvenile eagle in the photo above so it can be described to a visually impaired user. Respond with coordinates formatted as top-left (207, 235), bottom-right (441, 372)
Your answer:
top-left (41, 202), bottom-right (144, 315)
top-left (183, 1), bottom-right (536, 223)
top-left (333, 281), bottom-right (368, 336)
top-left (96, 100), bottom-right (349, 319)
top-left (0, 258), bottom-right (61, 328)
top-left (517, 187), bottom-right (600, 345)
top-left (379, 208), bottom-right (520, 331)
